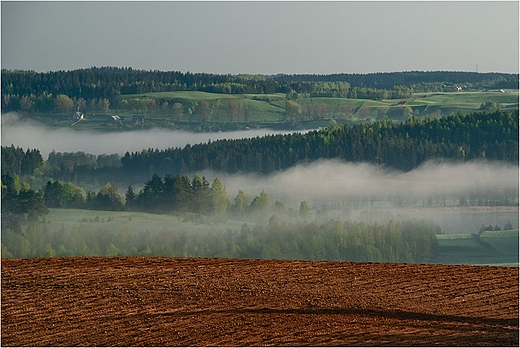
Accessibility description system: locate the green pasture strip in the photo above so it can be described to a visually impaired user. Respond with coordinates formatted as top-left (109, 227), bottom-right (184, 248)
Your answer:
top-left (243, 93), bottom-right (286, 100)
top-left (238, 98), bottom-right (286, 113)
top-left (480, 230), bottom-right (519, 238)
top-left (299, 97), bottom-right (362, 106)
top-left (480, 230), bottom-right (519, 255)
top-left (357, 100), bottom-right (390, 108)
top-left (436, 233), bottom-right (473, 239)
top-left (432, 232), bottom-right (519, 266)
top-left (416, 91), bottom-right (519, 106)
top-left (27, 91), bottom-right (518, 132)
top-left (217, 101), bottom-right (285, 123)
top-left (43, 209), bottom-right (245, 236)
top-left (407, 98), bottom-right (438, 105)
top-left (115, 91), bottom-right (286, 123)
top-left (401, 100), bottom-right (430, 107)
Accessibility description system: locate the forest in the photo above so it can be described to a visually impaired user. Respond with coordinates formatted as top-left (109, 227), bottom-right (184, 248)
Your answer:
top-left (2, 167), bottom-right (517, 263)
top-left (2, 108), bottom-right (518, 261)
top-left (117, 109), bottom-right (518, 179)
top-left (1, 68), bottom-right (518, 114)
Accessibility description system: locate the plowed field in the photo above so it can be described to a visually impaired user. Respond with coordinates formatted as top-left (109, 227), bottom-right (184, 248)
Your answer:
top-left (1, 257), bottom-right (518, 346)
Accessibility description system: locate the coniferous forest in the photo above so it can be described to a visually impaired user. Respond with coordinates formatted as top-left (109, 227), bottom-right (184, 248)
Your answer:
top-left (118, 109), bottom-right (518, 179)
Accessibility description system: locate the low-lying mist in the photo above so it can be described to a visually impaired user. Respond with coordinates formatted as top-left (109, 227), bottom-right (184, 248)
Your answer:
top-left (1, 112), bottom-right (298, 158)
top-left (198, 159), bottom-right (519, 234)
top-left (2, 112), bottom-right (518, 235)
top-left (200, 159), bottom-right (518, 205)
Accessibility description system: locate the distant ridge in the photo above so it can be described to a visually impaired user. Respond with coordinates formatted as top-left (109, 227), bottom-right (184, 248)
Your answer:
top-left (273, 70), bottom-right (519, 89)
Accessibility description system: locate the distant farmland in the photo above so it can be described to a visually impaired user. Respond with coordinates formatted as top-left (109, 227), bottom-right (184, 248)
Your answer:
top-left (116, 90), bottom-right (519, 119)
top-left (31, 90), bottom-right (518, 132)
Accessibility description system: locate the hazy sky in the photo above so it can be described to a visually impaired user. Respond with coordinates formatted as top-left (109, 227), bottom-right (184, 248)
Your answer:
top-left (1, 1), bottom-right (519, 74)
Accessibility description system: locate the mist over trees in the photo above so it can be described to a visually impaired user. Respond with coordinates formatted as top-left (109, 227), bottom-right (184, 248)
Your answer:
top-left (1, 134), bottom-right (517, 263)
top-left (3, 166), bottom-right (446, 263)
top-left (0, 214), bottom-right (440, 264)
top-left (1, 168), bottom-right (515, 262)
top-left (118, 109), bottom-right (519, 180)
top-left (1, 66), bottom-right (518, 264)
top-left (1, 109), bottom-right (518, 192)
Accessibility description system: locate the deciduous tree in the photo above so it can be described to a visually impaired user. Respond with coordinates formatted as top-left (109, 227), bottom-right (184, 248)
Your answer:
top-left (173, 102), bottom-right (184, 121)
top-left (55, 94), bottom-right (74, 113)
top-left (211, 177), bottom-right (229, 214)
top-left (197, 101), bottom-right (211, 124)
top-left (233, 190), bottom-right (248, 215)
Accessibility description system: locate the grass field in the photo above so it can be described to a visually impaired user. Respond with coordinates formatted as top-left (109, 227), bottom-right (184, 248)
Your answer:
top-left (121, 91), bottom-right (241, 101)
top-left (413, 91), bottom-right (519, 106)
top-left (115, 91), bottom-right (287, 123)
top-left (42, 208), bottom-right (246, 236)
top-left (480, 230), bottom-right (520, 255)
top-left (432, 230), bottom-right (519, 266)
top-left (32, 90), bottom-right (518, 132)
top-left (115, 90), bottom-right (519, 124)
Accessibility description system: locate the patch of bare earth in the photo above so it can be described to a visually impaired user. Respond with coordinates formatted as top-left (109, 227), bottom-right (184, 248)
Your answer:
top-left (1, 257), bottom-right (518, 346)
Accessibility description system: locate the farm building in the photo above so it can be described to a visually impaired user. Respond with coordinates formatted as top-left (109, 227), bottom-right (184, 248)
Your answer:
top-left (70, 109), bottom-right (84, 121)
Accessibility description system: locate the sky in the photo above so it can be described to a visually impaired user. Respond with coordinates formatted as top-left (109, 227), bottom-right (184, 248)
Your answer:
top-left (1, 1), bottom-right (519, 75)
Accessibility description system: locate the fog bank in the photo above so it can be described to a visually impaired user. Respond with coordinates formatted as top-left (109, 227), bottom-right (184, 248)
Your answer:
top-left (200, 159), bottom-right (518, 205)
top-left (198, 159), bottom-right (518, 234)
top-left (1, 112), bottom-right (299, 158)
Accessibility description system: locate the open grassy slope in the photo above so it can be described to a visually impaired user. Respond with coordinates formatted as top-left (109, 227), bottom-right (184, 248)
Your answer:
top-left (432, 230), bottom-right (519, 266)
top-left (42, 208), bottom-right (246, 236)
top-left (37, 90), bottom-right (517, 132)
top-left (121, 90), bottom-right (519, 118)
top-left (116, 91), bottom-right (287, 123)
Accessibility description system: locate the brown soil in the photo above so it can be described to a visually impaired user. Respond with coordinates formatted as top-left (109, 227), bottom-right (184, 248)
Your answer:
top-left (1, 257), bottom-right (518, 347)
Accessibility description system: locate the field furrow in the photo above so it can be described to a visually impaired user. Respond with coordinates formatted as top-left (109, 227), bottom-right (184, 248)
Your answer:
top-left (2, 257), bottom-right (518, 346)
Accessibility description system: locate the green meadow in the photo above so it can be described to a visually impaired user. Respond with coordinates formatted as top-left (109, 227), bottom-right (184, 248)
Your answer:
top-left (41, 208), bottom-right (246, 236)
top-left (432, 230), bottom-right (519, 266)
top-left (38, 90), bottom-right (518, 132)
top-left (120, 90), bottom-right (518, 124)
top-left (115, 91), bottom-right (287, 123)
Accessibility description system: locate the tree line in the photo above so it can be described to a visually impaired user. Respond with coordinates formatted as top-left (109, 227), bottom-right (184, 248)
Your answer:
top-left (1, 146), bottom-right (122, 188)
top-left (275, 71), bottom-right (519, 90)
top-left (2, 170), bottom-right (282, 231)
top-left (1, 216), bottom-right (440, 264)
top-left (2, 67), bottom-right (517, 113)
top-left (0, 167), bottom-right (510, 263)
top-left (119, 109), bottom-right (518, 179)
top-left (1, 173), bottom-right (48, 233)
